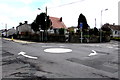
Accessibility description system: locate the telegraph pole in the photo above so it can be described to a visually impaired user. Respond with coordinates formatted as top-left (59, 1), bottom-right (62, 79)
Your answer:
top-left (46, 6), bottom-right (47, 15)
top-left (95, 18), bottom-right (96, 27)
top-left (45, 6), bottom-right (47, 42)
top-left (5, 24), bottom-right (7, 37)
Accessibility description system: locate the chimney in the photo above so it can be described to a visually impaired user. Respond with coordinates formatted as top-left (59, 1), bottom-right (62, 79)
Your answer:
top-left (60, 17), bottom-right (62, 22)
top-left (113, 23), bottom-right (115, 25)
top-left (25, 21), bottom-right (28, 24)
top-left (19, 22), bottom-right (22, 26)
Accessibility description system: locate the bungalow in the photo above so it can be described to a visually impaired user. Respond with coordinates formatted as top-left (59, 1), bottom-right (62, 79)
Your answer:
top-left (102, 23), bottom-right (120, 38)
top-left (7, 27), bottom-right (16, 37)
top-left (1, 29), bottom-right (7, 37)
top-left (48, 17), bottom-right (67, 34)
top-left (0, 30), bottom-right (2, 37)
top-left (68, 26), bottom-right (78, 33)
top-left (109, 25), bottom-right (120, 38)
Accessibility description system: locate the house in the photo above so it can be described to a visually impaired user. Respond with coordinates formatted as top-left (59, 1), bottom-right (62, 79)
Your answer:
top-left (102, 23), bottom-right (120, 38)
top-left (109, 24), bottom-right (120, 38)
top-left (0, 30), bottom-right (2, 37)
top-left (48, 17), bottom-right (67, 34)
top-left (16, 21), bottom-right (35, 39)
top-left (0, 30), bottom-right (4, 37)
top-left (7, 27), bottom-right (16, 37)
top-left (1, 29), bottom-right (7, 37)
top-left (68, 26), bottom-right (78, 33)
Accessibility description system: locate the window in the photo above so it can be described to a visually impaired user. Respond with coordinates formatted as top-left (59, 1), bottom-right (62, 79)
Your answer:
top-left (115, 31), bottom-right (117, 34)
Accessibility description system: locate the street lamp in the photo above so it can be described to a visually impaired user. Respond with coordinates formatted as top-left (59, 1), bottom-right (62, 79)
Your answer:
top-left (38, 7), bottom-right (48, 42)
top-left (100, 8), bottom-right (108, 42)
top-left (101, 9), bottom-right (108, 27)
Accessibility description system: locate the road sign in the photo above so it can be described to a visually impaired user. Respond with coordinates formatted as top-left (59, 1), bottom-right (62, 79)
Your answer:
top-left (80, 23), bottom-right (83, 28)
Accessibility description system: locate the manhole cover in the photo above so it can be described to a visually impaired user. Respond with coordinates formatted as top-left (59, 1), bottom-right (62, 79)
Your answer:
top-left (44, 48), bottom-right (72, 53)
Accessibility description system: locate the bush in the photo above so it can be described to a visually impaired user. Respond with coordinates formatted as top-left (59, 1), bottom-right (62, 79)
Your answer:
top-left (59, 28), bottom-right (65, 35)
top-left (48, 34), bottom-right (65, 42)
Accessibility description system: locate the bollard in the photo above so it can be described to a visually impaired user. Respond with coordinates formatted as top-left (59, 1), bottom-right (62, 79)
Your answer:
top-left (11, 36), bottom-right (14, 41)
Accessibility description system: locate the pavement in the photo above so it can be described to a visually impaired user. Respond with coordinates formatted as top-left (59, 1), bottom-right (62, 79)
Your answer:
top-left (1, 37), bottom-right (120, 79)
top-left (3, 38), bottom-right (36, 44)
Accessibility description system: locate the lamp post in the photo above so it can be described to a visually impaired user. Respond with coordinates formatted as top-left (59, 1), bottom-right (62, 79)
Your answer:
top-left (38, 8), bottom-right (42, 41)
top-left (38, 6), bottom-right (48, 42)
top-left (45, 6), bottom-right (47, 42)
top-left (100, 8), bottom-right (108, 42)
top-left (5, 24), bottom-right (7, 37)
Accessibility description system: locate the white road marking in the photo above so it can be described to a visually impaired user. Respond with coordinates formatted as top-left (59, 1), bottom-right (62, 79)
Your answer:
top-left (42, 46), bottom-right (54, 48)
top-left (88, 50), bottom-right (98, 57)
top-left (115, 48), bottom-right (119, 50)
top-left (59, 46), bottom-right (65, 47)
top-left (42, 46), bottom-right (66, 48)
top-left (18, 52), bottom-right (38, 59)
top-left (113, 45), bottom-right (117, 46)
top-left (44, 48), bottom-right (72, 53)
top-left (107, 46), bottom-right (113, 48)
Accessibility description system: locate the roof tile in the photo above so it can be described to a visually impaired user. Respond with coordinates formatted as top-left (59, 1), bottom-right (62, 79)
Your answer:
top-left (49, 17), bottom-right (66, 29)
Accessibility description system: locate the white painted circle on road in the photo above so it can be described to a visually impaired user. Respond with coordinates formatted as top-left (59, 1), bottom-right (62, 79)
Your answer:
top-left (44, 48), bottom-right (72, 53)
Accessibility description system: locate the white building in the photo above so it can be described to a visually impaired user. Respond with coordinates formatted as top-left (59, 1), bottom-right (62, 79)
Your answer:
top-left (16, 21), bottom-right (35, 38)
top-left (109, 24), bottom-right (120, 37)
top-left (16, 21), bottom-right (34, 35)
top-left (7, 27), bottom-right (16, 37)
top-left (102, 23), bottom-right (120, 38)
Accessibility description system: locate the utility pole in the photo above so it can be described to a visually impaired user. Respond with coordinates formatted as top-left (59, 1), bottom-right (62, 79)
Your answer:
top-left (5, 24), bottom-right (7, 37)
top-left (95, 18), bottom-right (96, 27)
top-left (45, 6), bottom-right (47, 42)
top-left (38, 6), bottom-right (48, 42)
top-left (46, 6), bottom-right (47, 15)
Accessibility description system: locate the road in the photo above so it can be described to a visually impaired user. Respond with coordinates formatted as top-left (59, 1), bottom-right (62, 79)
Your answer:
top-left (1, 38), bottom-right (119, 79)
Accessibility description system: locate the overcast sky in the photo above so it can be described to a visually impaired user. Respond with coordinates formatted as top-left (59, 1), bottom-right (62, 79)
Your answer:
top-left (0, 0), bottom-right (119, 30)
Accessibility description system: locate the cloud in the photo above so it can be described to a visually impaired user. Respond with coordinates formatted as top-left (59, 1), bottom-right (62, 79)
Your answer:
top-left (0, 0), bottom-right (119, 30)
top-left (16, 0), bottom-right (34, 4)
top-left (42, 0), bottom-right (119, 28)
top-left (0, 2), bottom-right (37, 29)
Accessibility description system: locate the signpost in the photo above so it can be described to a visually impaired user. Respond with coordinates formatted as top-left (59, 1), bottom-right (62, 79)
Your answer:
top-left (80, 23), bottom-right (83, 43)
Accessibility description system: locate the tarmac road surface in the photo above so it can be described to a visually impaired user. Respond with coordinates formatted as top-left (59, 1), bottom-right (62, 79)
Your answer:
top-left (1, 38), bottom-right (119, 80)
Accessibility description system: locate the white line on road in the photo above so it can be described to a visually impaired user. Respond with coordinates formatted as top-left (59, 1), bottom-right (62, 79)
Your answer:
top-left (42, 46), bottom-right (66, 48)
top-left (113, 45), bottom-right (118, 47)
top-left (115, 48), bottom-right (119, 50)
top-left (59, 46), bottom-right (65, 47)
top-left (107, 46), bottom-right (113, 48)
top-left (42, 46), bottom-right (54, 48)
top-left (18, 52), bottom-right (38, 59)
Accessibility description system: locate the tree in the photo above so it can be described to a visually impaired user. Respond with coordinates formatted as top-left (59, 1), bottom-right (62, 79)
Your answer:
top-left (89, 29), bottom-right (94, 35)
top-left (46, 16), bottom-right (52, 30)
top-left (31, 13), bottom-right (52, 41)
top-left (93, 27), bottom-right (99, 35)
top-left (101, 24), bottom-right (112, 36)
top-left (31, 22), bottom-right (39, 33)
top-left (78, 13), bottom-right (89, 29)
top-left (59, 28), bottom-right (65, 35)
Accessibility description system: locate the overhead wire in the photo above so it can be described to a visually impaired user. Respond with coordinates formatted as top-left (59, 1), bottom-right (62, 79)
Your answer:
top-left (48, 0), bottom-right (85, 9)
